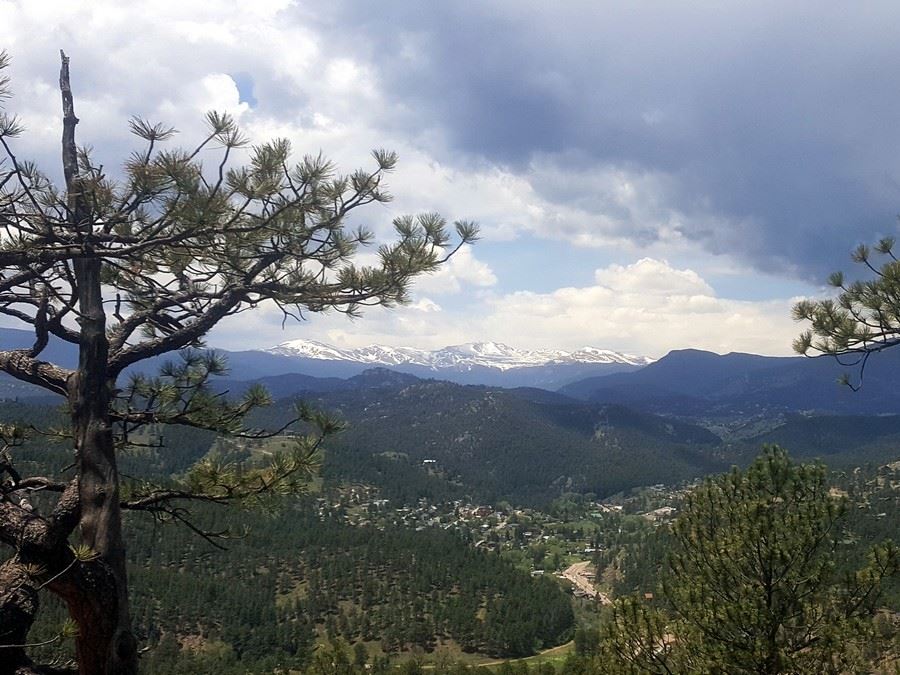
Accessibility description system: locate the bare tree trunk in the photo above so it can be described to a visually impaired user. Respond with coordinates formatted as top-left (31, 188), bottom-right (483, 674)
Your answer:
top-left (59, 50), bottom-right (137, 675)
top-left (64, 281), bottom-right (137, 672)
top-left (0, 560), bottom-right (41, 674)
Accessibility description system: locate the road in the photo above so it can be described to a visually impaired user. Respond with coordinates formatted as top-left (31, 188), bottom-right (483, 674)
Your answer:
top-left (561, 561), bottom-right (611, 604)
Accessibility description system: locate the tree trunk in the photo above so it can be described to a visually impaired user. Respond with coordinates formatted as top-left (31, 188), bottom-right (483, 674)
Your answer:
top-left (0, 518), bottom-right (80, 675)
top-left (0, 560), bottom-right (40, 674)
top-left (65, 307), bottom-right (136, 673)
top-left (60, 51), bottom-right (137, 675)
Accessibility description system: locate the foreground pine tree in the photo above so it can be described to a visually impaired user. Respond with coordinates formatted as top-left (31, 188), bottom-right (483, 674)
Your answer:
top-left (0, 52), bottom-right (476, 674)
top-left (603, 447), bottom-right (898, 674)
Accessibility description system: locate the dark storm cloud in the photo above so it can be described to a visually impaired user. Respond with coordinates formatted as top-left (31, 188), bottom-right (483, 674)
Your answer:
top-left (299, 1), bottom-right (900, 281)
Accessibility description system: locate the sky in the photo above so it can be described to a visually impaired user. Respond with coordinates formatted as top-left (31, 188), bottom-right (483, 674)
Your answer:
top-left (2, 1), bottom-right (898, 357)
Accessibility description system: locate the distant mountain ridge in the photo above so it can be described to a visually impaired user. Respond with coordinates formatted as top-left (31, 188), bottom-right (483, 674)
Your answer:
top-left (4, 323), bottom-right (900, 503)
top-left (560, 347), bottom-right (900, 416)
top-left (267, 339), bottom-right (652, 371)
top-left (255, 338), bottom-right (652, 388)
top-left (4, 324), bottom-right (899, 417)
top-left (0, 328), bottom-right (652, 393)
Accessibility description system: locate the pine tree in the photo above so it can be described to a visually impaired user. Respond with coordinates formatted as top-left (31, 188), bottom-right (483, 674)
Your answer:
top-left (604, 447), bottom-right (898, 674)
top-left (794, 236), bottom-right (900, 386)
top-left (0, 51), bottom-right (476, 674)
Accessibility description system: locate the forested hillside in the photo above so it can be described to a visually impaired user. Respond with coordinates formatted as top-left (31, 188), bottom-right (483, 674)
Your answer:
top-left (1, 399), bottom-right (575, 672)
top-left (247, 380), bottom-right (725, 505)
top-left (239, 376), bottom-right (900, 508)
top-left (126, 500), bottom-right (573, 671)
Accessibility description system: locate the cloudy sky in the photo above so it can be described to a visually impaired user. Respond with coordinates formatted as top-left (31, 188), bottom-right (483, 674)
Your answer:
top-left (2, 1), bottom-right (898, 357)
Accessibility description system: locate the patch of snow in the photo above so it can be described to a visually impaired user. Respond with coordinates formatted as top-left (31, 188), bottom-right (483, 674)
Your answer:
top-left (266, 340), bottom-right (653, 371)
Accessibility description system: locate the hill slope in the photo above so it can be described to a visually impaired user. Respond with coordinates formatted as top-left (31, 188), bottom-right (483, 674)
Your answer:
top-left (561, 348), bottom-right (900, 416)
top-left (245, 377), bottom-right (724, 505)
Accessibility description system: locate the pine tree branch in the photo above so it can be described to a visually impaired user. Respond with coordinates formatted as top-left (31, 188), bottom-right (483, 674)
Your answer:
top-left (0, 478), bottom-right (79, 553)
top-left (108, 288), bottom-right (244, 374)
top-left (119, 489), bottom-right (228, 511)
top-left (0, 350), bottom-right (70, 396)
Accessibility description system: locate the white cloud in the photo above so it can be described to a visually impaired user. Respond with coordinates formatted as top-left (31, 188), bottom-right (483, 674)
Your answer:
top-left (413, 245), bottom-right (497, 295)
top-left (408, 298), bottom-right (442, 313)
top-left (480, 259), bottom-right (799, 357)
top-left (593, 258), bottom-right (713, 296)
top-left (193, 74), bottom-right (250, 117)
top-left (207, 258), bottom-right (803, 358)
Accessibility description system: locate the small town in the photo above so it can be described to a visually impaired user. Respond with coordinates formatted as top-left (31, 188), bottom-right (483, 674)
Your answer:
top-left (311, 471), bottom-right (694, 606)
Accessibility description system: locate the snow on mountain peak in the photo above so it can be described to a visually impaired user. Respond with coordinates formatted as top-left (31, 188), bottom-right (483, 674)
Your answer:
top-left (268, 339), bottom-right (348, 360)
top-left (265, 339), bottom-right (652, 371)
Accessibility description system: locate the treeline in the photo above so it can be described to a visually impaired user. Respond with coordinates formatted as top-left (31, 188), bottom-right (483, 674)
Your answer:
top-left (26, 495), bottom-right (573, 671)
top-left (597, 459), bottom-right (900, 604)
top-left (279, 512), bottom-right (573, 657)
top-left (151, 500), bottom-right (569, 658)
top-left (2, 398), bottom-right (573, 670)
top-left (590, 450), bottom-right (900, 673)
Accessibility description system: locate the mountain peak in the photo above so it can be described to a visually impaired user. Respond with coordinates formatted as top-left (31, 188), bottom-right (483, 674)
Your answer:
top-left (265, 339), bottom-right (652, 371)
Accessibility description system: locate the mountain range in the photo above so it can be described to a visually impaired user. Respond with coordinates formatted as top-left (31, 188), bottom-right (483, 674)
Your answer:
top-left (239, 368), bottom-right (900, 504)
top-left (559, 347), bottom-right (900, 417)
top-left (2, 327), bottom-right (898, 418)
top-left (3, 326), bottom-right (900, 504)
top-left (0, 329), bottom-right (651, 390)
top-left (262, 339), bottom-right (651, 387)
top-left (267, 338), bottom-right (651, 370)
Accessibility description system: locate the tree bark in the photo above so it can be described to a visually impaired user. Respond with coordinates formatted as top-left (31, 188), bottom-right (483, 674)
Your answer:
top-left (0, 484), bottom-right (79, 675)
top-left (59, 50), bottom-right (137, 675)
top-left (0, 560), bottom-right (40, 675)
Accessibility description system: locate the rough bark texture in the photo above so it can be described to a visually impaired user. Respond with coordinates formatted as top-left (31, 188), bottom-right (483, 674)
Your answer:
top-left (59, 50), bottom-right (137, 675)
top-left (0, 481), bottom-right (80, 675)
top-left (0, 560), bottom-right (40, 674)
top-left (0, 352), bottom-right (70, 396)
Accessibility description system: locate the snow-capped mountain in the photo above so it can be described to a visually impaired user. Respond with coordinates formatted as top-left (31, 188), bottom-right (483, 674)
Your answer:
top-left (267, 339), bottom-right (652, 372)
